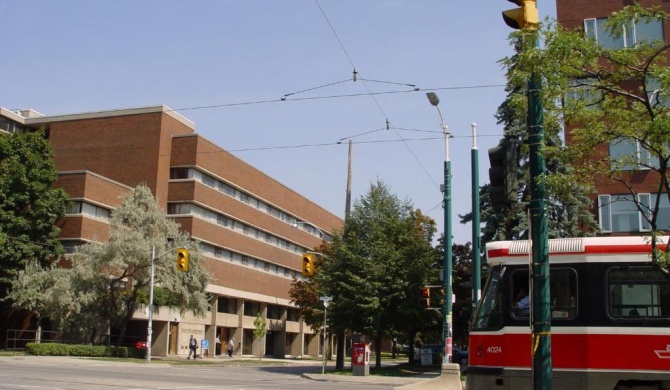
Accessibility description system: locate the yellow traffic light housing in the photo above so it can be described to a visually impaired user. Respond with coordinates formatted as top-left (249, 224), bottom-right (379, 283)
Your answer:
top-left (419, 287), bottom-right (431, 308)
top-left (176, 248), bottom-right (189, 271)
top-left (302, 253), bottom-right (315, 277)
top-left (502, 0), bottom-right (539, 30)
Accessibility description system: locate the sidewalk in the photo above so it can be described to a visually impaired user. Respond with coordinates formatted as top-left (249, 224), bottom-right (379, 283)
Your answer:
top-left (301, 372), bottom-right (440, 387)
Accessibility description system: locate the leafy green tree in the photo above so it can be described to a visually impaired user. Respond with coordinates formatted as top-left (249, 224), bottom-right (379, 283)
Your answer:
top-left (316, 180), bottom-right (437, 368)
top-left (9, 184), bottom-right (210, 344)
top-left (507, 5), bottom-right (670, 267)
top-left (253, 313), bottom-right (268, 361)
top-left (0, 130), bottom-right (69, 344)
top-left (0, 130), bottom-right (68, 290)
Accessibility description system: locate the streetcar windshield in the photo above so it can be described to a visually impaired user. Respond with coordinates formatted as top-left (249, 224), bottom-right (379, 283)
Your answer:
top-left (471, 265), bottom-right (504, 331)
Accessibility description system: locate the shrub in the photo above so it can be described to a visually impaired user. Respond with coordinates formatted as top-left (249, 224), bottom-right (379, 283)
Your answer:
top-left (25, 343), bottom-right (145, 358)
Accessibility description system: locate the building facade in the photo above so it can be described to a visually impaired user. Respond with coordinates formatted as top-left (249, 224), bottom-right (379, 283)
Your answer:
top-left (556, 0), bottom-right (670, 236)
top-left (0, 105), bottom-right (343, 358)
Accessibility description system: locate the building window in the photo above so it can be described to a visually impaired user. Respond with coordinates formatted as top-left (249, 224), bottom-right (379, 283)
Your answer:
top-left (66, 201), bottom-right (110, 220)
top-left (170, 168), bottom-right (192, 179)
top-left (286, 308), bottom-right (300, 322)
top-left (607, 266), bottom-right (670, 318)
top-left (0, 117), bottom-right (25, 134)
top-left (609, 137), bottom-right (657, 170)
top-left (66, 201), bottom-right (83, 214)
top-left (167, 203), bottom-right (192, 215)
top-left (217, 297), bottom-right (237, 314)
top-left (267, 305), bottom-right (281, 320)
top-left (61, 240), bottom-right (88, 254)
top-left (244, 301), bottom-right (261, 317)
top-left (584, 16), bottom-right (663, 49)
top-left (202, 174), bottom-right (216, 187)
top-left (598, 193), bottom-right (670, 232)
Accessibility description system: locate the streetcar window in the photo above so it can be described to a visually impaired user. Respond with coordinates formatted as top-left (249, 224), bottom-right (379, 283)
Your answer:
top-left (511, 270), bottom-right (530, 318)
top-left (510, 268), bottom-right (578, 320)
top-left (607, 266), bottom-right (670, 318)
top-left (471, 266), bottom-right (504, 331)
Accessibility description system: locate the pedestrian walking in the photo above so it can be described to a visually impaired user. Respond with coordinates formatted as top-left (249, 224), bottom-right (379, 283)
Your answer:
top-left (215, 335), bottom-right (221, 355)
top-left (227, 337), bottom-right (235, 357)
top-left (188, 335), bottom-right (198, 360)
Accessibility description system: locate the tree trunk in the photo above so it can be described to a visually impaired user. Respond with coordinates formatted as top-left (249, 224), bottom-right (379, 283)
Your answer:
top-left (336, 330), bottom-right (345, 369)
top-left (408, 330), bottom-right (416, 364)
top-left (374, 332), bottom-right (383, 368)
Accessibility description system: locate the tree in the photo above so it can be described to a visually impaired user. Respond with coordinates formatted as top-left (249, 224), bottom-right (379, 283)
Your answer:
top-left (316, 180), bottom-right (437, 368)
top-left (253, 313), bottom-right (268, 361)
top-left (0, 130), bottom-right (68, 288)
top-left (462, 34), bottom-right (598, 245)
top-left (9, 184), bottom-right (210, 344)
top-left (507, 5), bottom-right (670, 268)
top-left (0, 130), bottom-right (69, 343)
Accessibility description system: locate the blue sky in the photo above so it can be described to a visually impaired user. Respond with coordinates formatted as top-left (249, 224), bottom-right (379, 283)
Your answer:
top-left (2, 1), bottom-right (557, 245)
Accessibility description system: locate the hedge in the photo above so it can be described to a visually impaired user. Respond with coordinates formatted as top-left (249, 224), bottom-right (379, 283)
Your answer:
top-left (25, 343), bottom-right (145, 358)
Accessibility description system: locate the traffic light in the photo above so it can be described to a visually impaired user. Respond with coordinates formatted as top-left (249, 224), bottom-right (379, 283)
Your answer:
top-left (433, 288), bottom-right (446, 307)
top-left (176, 248), bottom-right (189, 271)
top-left (502, 0), bottom-right (539, 31)
top-left (419, 287), bottom-right (431, 308)
top-left (301, 253), bottom-right (315, 277)
top-left (488, 137), bottom-right (519, 206)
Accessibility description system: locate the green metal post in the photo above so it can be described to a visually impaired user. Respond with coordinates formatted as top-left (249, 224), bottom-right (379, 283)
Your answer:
top-left (528, 34), bottom-right (552, 389)
top-left (444, 157), bottom-right (452, 362)
top-left (471, 123), bottom-right (481, 305)
top-left (426, 92), bottom-right (453, 364)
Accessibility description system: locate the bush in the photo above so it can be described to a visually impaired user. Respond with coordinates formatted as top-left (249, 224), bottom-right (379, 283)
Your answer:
top-left (25, 343), bottom-right (145, 358)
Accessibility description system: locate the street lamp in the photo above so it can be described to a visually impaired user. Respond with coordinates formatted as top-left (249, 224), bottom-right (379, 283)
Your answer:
top-left (292, 221), bottom-right (328, 240)
top-left (320, 296), bottom-right (332, 374)
top-left (426, 92), bottom-right (453, 365)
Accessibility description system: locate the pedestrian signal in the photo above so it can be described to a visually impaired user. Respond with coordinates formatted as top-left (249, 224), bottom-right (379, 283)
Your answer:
top-left (419, 287), bottom-right (431, 308)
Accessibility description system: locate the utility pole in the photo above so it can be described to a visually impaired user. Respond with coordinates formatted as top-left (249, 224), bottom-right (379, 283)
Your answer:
top-left (502, 0), bottom-right (551, 388)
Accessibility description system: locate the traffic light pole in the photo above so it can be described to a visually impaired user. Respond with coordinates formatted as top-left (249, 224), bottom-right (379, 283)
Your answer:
top-left (500, 1), bottom-right (549, 387)
top-left (147, 245), bottom-right (156, 363)
top-left (147, 245), bottom-right (186, 363)
top-left (528, 34), bottom-right (552, 389)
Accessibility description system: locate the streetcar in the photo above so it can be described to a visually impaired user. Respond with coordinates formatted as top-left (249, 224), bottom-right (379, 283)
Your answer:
top-left (467, 236), bottom-right (670, 390)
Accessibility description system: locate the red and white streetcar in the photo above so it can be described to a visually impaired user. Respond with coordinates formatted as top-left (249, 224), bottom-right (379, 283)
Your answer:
top-left (467, 236), bottom-right (670, 390)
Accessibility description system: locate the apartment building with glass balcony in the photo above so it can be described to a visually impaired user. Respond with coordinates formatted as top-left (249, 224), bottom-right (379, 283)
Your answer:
top-left (0, 105), bottom-right (343, 358)
top-left (556, 0), bottom-right (670, 235)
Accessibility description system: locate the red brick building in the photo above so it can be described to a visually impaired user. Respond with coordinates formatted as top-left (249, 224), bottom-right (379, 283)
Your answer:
top-left (0, 105), bottom-right (343, 358)
top-left (556, 0), bottom-right (670, 235)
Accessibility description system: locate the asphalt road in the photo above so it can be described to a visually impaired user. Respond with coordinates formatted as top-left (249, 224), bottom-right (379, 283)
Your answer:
top-left (0, 356), bottom-right (427, 390)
